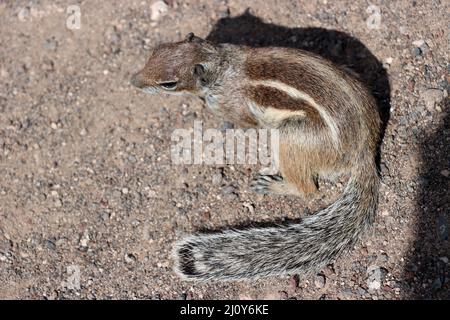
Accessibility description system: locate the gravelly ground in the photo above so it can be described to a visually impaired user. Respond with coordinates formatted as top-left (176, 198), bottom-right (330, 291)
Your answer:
top-left (0, 0), bottom-right (448, 300)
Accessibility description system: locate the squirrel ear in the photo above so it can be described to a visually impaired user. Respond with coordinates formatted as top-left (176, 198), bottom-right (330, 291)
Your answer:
top-left (186, 33), bottom-right (217, 54)
top-left (193, 64), bottom-right (208, 85)
top-left (185, 32), bottom-right (206, 44)
top-left (185, 32), bottom-right (195, 42)
top-left (194, 64), bottom-right (206, 76)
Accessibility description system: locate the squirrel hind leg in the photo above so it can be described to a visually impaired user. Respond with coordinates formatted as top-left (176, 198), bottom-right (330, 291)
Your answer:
top-left (291, 176), bottom-right (319, 196)
top-left (281, 167), bottom-right (319, 198)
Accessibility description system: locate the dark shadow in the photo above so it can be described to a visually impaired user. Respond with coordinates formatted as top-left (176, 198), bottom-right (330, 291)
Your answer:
top-left (404, 101), bottom-right (450, 299)
top-left (206, 10), bottom-right (391, 148)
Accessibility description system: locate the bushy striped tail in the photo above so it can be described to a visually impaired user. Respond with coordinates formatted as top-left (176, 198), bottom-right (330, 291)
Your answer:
top-left (173, 166), bottom-right (379, 281)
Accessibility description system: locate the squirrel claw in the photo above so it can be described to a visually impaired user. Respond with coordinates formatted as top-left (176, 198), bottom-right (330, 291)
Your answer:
top-left (250, 174), bottom-right (283, 194)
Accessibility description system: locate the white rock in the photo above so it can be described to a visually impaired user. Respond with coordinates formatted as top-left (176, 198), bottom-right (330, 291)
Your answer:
top-left (243, 202), bottom-right (255, 214)
top-left (381, 209), bottom-right (389, 216)
top-left (439, 257), bottom-right (449, 264)
top-left (147, 189), bottom-right (157, 198)
top-left (412, 39), bottom-right (426, 47)
top-left (314, 274), bottom-right (326, 288)
top-left (124, 253), bottom-right (136, 264)
top-left (440, 169), bottom-right (449, 177)
top-left (18, 7), bottom-right (30, 21)
top-left (421, 88), bottom-right (445, 110)
top-left (150, 1), bottom-right (169, 21)
top-left (367, 266), bottom-right (387, 291)
top-left (212, 173), bottom-right (223, 185)
top-left (368, 279), bottom-right (381, 290)
top-left (0, 69), bottom-right (9, 78)
top-left (80, 230), bottom-right (89, 247)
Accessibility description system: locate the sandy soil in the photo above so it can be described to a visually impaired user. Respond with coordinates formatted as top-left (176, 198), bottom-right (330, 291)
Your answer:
top-left (0, 0), bottom-right (448, 299)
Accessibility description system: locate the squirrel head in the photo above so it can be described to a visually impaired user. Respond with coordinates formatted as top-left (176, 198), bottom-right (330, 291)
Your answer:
top-left (131, 33), bottom-right (221, 95)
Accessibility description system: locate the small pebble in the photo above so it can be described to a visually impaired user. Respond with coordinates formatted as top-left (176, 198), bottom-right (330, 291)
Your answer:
top-left (125, 253), bottom-right (136, 264)
top-left (289, 275), bottom-right (299, 291)
top-left (411, 47), bottom-right (422, 57)
top-left (43, 38), bottom-right (57, 51)
top-left (367, 266), bottom-right (388, 291)
top-left (212, 172), bottom-right (223, 185)
top-left (150, 0), bottom-right (169, 21)
top-left (79, 231), bottom-right (89, 247)
top-left (421, 88), bottom-right (445, 110)
top-left (100, 211), bottom-right (110, 221)
top-left (314, 274), bottom-right (326, 288)
top-left (438, 257), bottom-right (449, 264)
top-left (18, 7), bottom-right (30, 21)
top-left (45, 240), bottom-right (56, 250)
top-left (440, 169), bottom-right (449, 177)
top-left (379, 253), bottom-right (389, 263)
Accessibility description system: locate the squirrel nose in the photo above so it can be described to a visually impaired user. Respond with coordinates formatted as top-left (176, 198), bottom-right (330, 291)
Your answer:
top-left (130, 72), bottom-right (145, 88)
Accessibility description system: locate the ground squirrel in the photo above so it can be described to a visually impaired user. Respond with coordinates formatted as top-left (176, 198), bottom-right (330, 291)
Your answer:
top-left (131, 33), bottom-right (382, 281)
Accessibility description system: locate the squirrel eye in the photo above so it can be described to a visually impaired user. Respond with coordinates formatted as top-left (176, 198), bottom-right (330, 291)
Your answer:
top-left (158, 81), bottom-right (178, 90)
